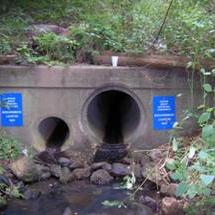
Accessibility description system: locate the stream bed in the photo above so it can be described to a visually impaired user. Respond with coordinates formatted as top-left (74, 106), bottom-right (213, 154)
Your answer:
top-left (2, 179), bottom-right (155, 215)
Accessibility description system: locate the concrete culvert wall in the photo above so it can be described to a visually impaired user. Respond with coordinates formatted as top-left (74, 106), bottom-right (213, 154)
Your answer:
top-left (86, 90), bottom-right (141, 144)
top-left (38, 117), bottom-right (69, 148)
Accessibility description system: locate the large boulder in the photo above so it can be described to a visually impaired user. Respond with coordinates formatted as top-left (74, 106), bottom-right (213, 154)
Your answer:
top-left (68, 161), bottom-right (84, 171)
top-left (71, 168), bottom-right (91, 180)
top-left (58, 157), bottom-right (72, 167)
top-left (50, 164), bottom-right (62, 178)
top-left (161, 197), bottom-right (184, 215)
top-left (111, 163), bottom-right (131, 177)
top-left (90, 169), bottom-right (113, 185)
top-left (10, 156), bottom-right (50, 182)
top-left (27, 24), bottom-right (69, 38)
top-left (59, 167), bottom-right (73, 184)
top-left (91, 162), bottom-right (112, 172)
top-left (160, 183), bottom-right (178, 197)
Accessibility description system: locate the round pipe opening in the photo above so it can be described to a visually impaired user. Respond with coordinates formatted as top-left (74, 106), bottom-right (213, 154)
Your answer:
top-left (38, 117), bottom-right (69, 148)
top-left (86, 90), bottom-right (141, 144)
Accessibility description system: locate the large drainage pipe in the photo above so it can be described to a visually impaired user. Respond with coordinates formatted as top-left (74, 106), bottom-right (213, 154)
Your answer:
top-left (85, 89), bottom-right (142, 162)
top-left (86, 90), bottom-right (141, 145)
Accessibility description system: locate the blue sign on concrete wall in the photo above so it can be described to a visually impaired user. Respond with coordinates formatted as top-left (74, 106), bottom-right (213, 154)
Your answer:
top-left (153, 96), bottom-right (176, 130)
top-left (1, 93), bottom-right (23, 127)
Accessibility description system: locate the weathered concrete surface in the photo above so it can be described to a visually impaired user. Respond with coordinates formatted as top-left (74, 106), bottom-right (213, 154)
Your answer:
top-left (0, 65), bottom-right (203, 157)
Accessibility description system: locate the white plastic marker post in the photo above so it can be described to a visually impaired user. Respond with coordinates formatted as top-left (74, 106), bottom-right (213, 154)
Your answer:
top-left (111, 56), bottom-right (119, 67)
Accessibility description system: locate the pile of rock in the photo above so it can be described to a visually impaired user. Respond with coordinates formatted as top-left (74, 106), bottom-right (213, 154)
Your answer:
top-left (10, 155), bottom-right (144, 185)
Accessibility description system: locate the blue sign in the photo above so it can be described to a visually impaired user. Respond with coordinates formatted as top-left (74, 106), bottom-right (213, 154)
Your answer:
top-left (153, 96), bottom-right (176, 130)
top-left (1, 93), bottom-right (23, 127)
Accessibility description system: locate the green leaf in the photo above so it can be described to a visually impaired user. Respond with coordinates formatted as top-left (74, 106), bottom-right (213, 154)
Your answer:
top-left (200, 175), bottom-right (215, 186)
top-left (102, 200), bottom-right (127, 208)
top-left (207, 107), bottom-right (214, 112)
top-left (187, 184), bottom-right (198, 199)
top-left (202, 125), bottom-right (215, 146)
top-left (203, 84), bottom-right (213, 93)
top-left (198, 151), bottom-right (208, 160)
top-left (198, 112), bottom-right (210, 124)
top-left (176, 182), bottom-right (189, 197)
top-left (166, 158), bottom-right (177, 171)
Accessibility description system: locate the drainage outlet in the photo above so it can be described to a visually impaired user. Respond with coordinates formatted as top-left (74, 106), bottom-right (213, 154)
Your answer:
top-left (86, 89), bottom-right (141, 144)
top-left (38, 117), bottom-right (69, 148)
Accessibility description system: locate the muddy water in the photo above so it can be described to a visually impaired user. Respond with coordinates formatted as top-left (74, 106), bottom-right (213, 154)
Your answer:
top-left (2, 179), bottom-right (154, 215)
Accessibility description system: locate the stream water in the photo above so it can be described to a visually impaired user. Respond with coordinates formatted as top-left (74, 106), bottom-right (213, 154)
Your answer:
top-left (2, 179), bottom-right (154, 215)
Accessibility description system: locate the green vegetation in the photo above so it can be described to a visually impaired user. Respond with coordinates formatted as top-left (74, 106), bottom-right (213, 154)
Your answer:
top-left (163, 68), bottom-right (215, 213)
top-left (185, 197), bottom-right (215, 215)
top-left (167, 68), bottom-right (215, 197)
top-left (0, 0), bottom-right (214, 64)
top-left (0, 135), bottom-right (21, 161)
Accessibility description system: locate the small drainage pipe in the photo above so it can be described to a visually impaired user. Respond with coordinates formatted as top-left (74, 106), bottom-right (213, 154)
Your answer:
top-left (38, 117), bottom-right (69, 148)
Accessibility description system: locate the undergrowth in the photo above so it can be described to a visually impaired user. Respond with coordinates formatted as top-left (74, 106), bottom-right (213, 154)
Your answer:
top-left (0, 0), bottom-right (214, 64)
top-left (0, 135), bottom-right (21, 161)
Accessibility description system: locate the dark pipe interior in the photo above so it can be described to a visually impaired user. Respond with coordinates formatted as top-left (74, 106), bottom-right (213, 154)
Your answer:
top-left (38, 117), bottom-right (69, 148)
top-left (87, 90), bottom-right (141, 144)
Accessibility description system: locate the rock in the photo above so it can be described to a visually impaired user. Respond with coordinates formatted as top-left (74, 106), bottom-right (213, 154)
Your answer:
top-left (111, 163), bottom-right (131, 176)
top-left (160, 183), bottom-right (177, 197)
top-left (23, 189), bottom-right (40, 200)
top-left (58, 157), bottom-right (71, 167)
top-left (68, 161), bottom-right (84, 171)
top-left (148, 149), bottom-right (164, 162)
top-left (90, 169), bottom-right (113, 185)
top-left (62, 207), bottom-right (72, 215)
top-left (50, 164), bottom-right (62, 178)
top-left (177, 116), bottom-right (201, 137)
top-left (35, 165), bottom-right (51, 180)
top-left (71, 168), bottom-right (91, 180)
top-left (59, 167), bottom-right (73, 184)
top-left (161, 197), bottom-right (184, 215)
top-left (41, 171), bottom-right (51, 180)
top-left (139, 195), bottom-right (158, 212)
top-left (27, 24), bottom-right (69, 38)
top-left (141, 162), bottom-right (162, 184)
top-left (120, 157), bottom-right (132, 165)
top-left (10, 156), bottom-right (49, 182)
top-left (36, 150), bottom-right (57, 164)
top-left (91, 162), bottom-right (112, 172)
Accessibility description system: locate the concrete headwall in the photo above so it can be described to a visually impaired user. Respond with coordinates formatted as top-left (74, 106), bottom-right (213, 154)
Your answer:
top-left (0, 65), bottom-right (202, 155)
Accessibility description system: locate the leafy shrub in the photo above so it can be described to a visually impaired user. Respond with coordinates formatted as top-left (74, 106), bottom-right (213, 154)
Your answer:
top-left (0, 37), bottom-right (12, 55)
top-left (163, 1), bottom-right (215, 58)
top-left (70, 23), bottom-right (124, 53)
top-left (0, 136), bottom-right (21, 161)
top-left (34, 32), bottom-right (78, 63)
top-left (16, 43), bottom-right (49, 64)
top-left (166, 68), bottom-right (215, 199)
